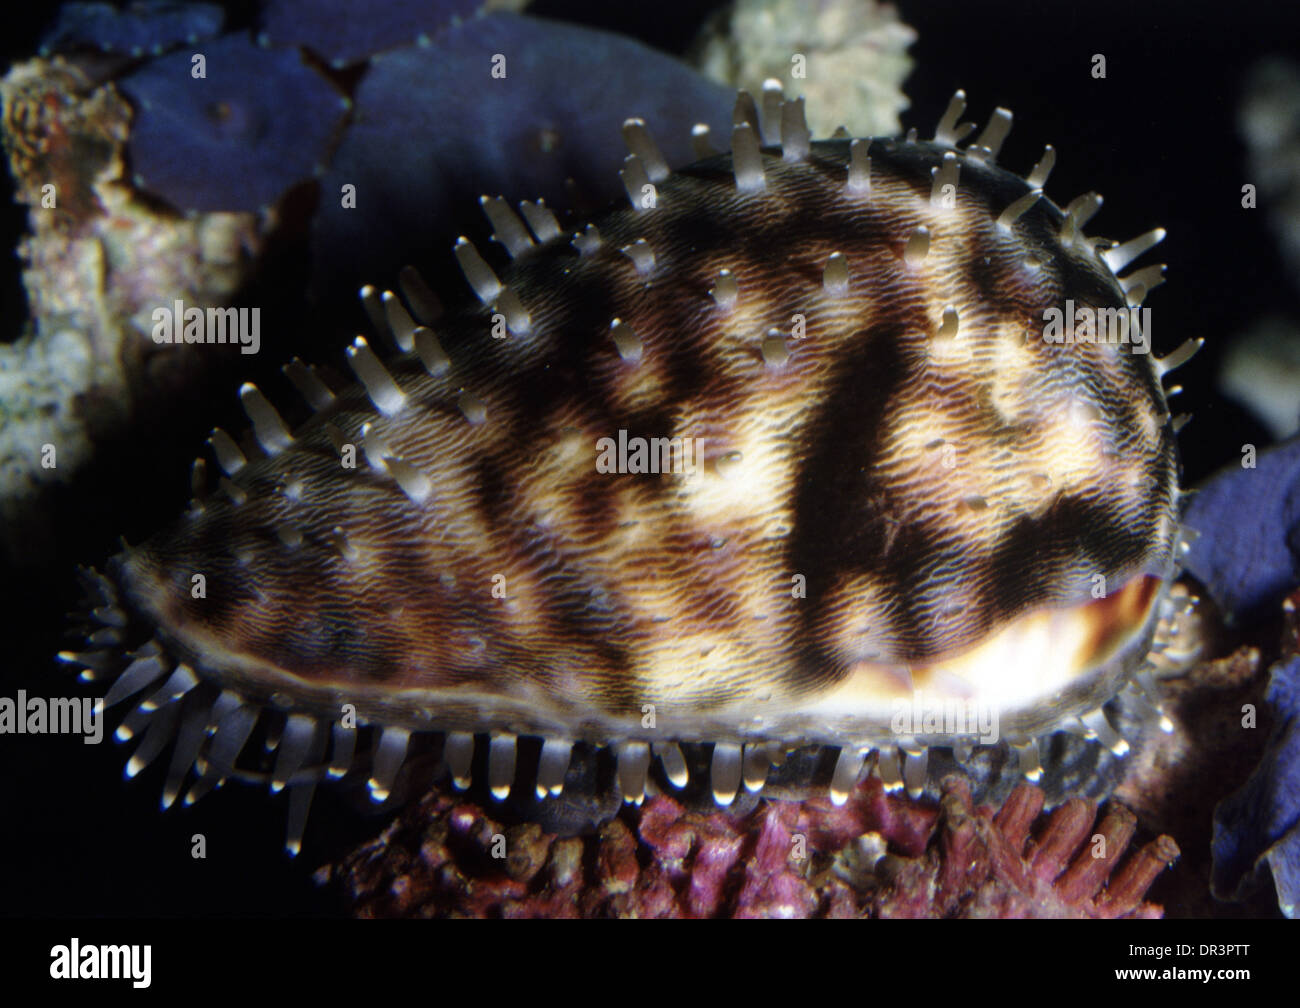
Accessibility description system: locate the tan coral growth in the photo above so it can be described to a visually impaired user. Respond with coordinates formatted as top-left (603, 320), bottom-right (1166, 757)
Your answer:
top-left (692, 0), bottom-right (916, 137)
top-left (0, 57), bottom-right (262, 561)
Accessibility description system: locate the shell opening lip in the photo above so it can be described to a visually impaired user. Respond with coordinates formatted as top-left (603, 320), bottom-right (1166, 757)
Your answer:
top-left (106, 547), bottom-right (1171, 755)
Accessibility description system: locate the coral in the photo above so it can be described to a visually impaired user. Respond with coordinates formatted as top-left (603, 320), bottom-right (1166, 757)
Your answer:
top-left (0, 56), bottom-right (264, 563)
top-left (0, 326), bottom-right (99, 531)
top-left (1, 57), bottom-right (129, 223)
top-left (258, 0), bottom-right (524, 67)
top-left (40, 1), bottom-right (225, 58)
top-left (329, 775), bottom-right (1177, 918)
top-left (691, 0), bottom-right (915, 138)
top-left (310, 10), bottom-right (736, 294)
top-left (117, 34), bottom-right (349, 213)
top-left (1182, 433), bottom-right (1300, 621)
top-left (875, 778), bottom-right (1178, 918)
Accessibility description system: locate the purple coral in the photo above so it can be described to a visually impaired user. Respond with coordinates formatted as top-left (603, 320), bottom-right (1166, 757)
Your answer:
top-left (1182, 433), bottom-right (1300, 620)
top-left (258, 0), bottom-right (487, 67)
top-left (100, 7), bottom-right (737, 288)
top-left (117, 33), bottom-right (348, 212)
top-left (310, 11), bottom-right (734, 295)
top-left (40, 1), bottom-right (225, 57)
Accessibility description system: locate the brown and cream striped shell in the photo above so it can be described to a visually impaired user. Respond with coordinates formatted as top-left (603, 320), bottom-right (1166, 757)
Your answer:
top-left (63, 85), bottom-right (1200, 852)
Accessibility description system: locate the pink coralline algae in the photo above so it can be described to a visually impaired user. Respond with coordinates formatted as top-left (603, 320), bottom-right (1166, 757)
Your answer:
top-left (878, 778), bottom-right (1180, 918)
top-left (329, 775), bottom-right (1178, 918)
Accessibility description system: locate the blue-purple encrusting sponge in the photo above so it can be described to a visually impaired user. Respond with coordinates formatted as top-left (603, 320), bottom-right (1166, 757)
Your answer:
top-left (40, 1), bottom-right (225, 57)
top-left (1182, 434), bottom-right (1300, 620)
top-left (259, 0), bottom-right (486, 67)
top-left (311, 11), bottom-right (735, 293)
top-left (117, 34), bottom-right (348, 213)
top-left (1211, 656), bottom-right (1300, 917)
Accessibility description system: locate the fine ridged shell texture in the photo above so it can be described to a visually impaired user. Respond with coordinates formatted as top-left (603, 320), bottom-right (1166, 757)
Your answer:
top-left (62, 86), bottom-right (1198, 851)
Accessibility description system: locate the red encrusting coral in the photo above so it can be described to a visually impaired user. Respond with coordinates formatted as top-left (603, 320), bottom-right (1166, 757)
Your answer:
top-left (330, 774), bottom-right (1178, 918)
